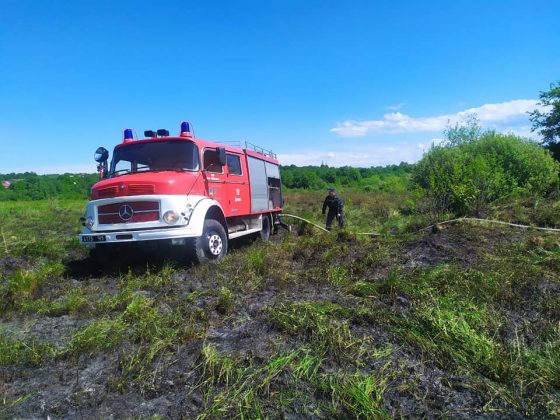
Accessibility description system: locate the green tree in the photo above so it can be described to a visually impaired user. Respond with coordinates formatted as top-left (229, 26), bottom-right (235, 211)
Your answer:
top-left (413, 131), bottom-right (559, 215)
top-left (0, 172), bottom-right (98, 201)
top-left (279, 162), bottom-right (413, 192)
top-left (530, 81), bottom-right (560, 156)
top-left (444, 114), bottom-right (482, 146)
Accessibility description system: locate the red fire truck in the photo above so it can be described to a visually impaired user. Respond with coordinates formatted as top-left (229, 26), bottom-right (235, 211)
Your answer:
top-left (79, 122), bottom-right (286, 261)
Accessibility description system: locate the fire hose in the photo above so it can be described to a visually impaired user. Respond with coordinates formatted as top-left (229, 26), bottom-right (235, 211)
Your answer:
top-left (279, 214), bottom-right (560, 236)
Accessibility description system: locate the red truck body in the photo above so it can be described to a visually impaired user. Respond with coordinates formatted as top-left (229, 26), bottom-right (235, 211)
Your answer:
top-left (79, 122), bottom-right (284, 261)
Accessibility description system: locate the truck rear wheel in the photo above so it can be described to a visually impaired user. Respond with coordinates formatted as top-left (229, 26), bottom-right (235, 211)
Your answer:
top-left (191, 219), bottom-right (228, 262)
top-left (260, 214), bottom-right (271, 241)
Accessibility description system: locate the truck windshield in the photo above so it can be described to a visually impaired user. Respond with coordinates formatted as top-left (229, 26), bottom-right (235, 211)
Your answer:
top-left (110, 140), bottom-right (200, 177)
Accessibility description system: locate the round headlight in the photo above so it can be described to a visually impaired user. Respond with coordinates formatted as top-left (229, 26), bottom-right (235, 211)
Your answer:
top-left (163, 210), bottom-right (180, 224)
top-left (85, 216), bottom-right (94, 228)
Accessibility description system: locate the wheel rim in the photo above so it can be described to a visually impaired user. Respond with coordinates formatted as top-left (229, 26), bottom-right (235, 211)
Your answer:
top-left (208, 233), bottom-right (223, 256)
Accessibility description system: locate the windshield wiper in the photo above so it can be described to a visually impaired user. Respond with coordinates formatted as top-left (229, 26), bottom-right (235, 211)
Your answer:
top-left (110, 169), bottom-right (131, 177)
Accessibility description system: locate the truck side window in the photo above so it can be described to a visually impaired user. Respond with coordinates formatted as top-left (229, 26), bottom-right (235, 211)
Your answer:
top-left (203, 150), bottom-right (223, 173)
top-left (226, 154), bottom-right (242, 175)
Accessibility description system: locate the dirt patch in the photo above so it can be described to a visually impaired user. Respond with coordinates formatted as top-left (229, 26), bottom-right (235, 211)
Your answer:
top-left (0, 256), bottom-right (33, 279)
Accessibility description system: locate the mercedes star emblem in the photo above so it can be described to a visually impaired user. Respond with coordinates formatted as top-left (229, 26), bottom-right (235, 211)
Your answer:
top-left (119, 204), bottom-right (134, 221)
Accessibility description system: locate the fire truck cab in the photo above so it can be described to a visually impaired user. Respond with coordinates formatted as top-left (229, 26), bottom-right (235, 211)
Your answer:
top-left (79, 122), bottom-right (285, 261)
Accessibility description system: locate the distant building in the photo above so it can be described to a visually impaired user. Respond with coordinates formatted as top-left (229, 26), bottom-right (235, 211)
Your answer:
top-left (1, 180), bottom-right (11, 189)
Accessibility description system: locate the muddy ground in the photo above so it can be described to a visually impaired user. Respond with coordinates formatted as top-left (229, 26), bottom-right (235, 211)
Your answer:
top-left (1, 223), bottom-right (558, 418)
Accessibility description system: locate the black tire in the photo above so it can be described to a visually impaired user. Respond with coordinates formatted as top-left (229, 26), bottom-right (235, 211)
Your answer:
top-left (260, 214), bottom-right (271, 241)
top-left (191, 219), bottom-right (228, 262)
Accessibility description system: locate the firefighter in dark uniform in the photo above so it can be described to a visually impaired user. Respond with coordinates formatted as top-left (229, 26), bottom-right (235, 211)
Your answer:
top-left (322, 188), bottom-right (345, 230)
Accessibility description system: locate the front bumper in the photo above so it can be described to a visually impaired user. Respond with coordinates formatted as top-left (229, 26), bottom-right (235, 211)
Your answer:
top-left (79, 226), bottom-right (198, 246)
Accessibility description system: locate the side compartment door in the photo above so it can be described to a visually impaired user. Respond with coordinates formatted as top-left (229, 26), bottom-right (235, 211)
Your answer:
top-left (247, 156), bottom-right (269, 212)
top-left (225, 153), bottom-right (250, 216)
top-left (265, 162), bottom-right (282, 210)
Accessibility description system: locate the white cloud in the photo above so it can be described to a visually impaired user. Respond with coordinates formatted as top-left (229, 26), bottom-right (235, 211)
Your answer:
top-left (331, 99), bottom-right (547, 137)
top-left (417, 138), bottom-right (445, 153)
top-left (278, 144), bottom-right (426, 167)
top-left (499, 125), bottom-right (537, 139)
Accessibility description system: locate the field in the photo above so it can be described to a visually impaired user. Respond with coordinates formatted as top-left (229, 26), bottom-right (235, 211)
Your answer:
top-left (1, 192), bottom-right (560, 418)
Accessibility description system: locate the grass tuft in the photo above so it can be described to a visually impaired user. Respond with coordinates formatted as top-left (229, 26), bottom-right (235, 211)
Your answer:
top-left (216, 287), bottom-right (234, 315)
top-left (326, 370), bottom-right (389, 419)
top-left (66, 318), bottom-right (127, 355)
top-left (267, 301), bottom-right (361, 356)
top-left (0, 335), bottom-right (56, 366)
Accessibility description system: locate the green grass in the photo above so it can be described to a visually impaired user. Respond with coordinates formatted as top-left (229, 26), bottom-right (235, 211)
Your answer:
top-left (0, 335), bottom-right (56, 365)
top-left (66, 317), bottom-right (128, 355)
top-left (0, 199), bottom-right (86, 259)
top-left (216, 287), bottom-right (234, 315)
top-left (198, 344), bottom-right (390, 419)
top-left (267, 301), bottom-right (359, 356)
top-left (398, 296), bottom-right (505, 378)
top-left (1, 194), bottom-right (560, 417)
top-left (7, 261), bottom-right (65, 301)
top-left (326, 370), bottom-right (389, 419)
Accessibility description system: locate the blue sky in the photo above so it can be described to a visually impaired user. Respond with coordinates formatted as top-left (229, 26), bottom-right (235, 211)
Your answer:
top-left (1, 0), bottom-right (558, 173)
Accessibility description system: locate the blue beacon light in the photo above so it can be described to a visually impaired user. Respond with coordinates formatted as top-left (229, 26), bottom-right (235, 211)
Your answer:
top-left (123, 128), bottom-right (134, 142)
top-left (180, 121), bottom-right (192, 137)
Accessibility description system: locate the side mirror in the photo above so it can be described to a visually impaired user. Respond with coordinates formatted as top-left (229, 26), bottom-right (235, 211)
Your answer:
top-left (94, 147), bottom-right (109, 163)
top-left (217, 147), bottom-right (227, 166)
top-left (94, 147), bottom-right (109, 180)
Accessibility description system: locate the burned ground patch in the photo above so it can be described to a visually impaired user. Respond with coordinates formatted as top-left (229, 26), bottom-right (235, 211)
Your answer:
top-left (402, 222), bottom-right (530, 269)
top-left (0, 256), bottom-right (33, 279)
top-left (1, 224), bottom-right (560, 418)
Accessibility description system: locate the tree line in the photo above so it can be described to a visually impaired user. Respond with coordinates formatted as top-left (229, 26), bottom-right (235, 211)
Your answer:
top-left (280, 163), bottom-right (414, 192)
top-left (2, 81), bottom-right (559, 202)
top-left (0, 164), bottom-right (414, 201)
top-left (0, 173), bottom-right (98, 201)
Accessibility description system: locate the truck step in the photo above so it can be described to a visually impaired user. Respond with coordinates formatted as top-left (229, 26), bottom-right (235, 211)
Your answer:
top-left (228, 227), bottom-right (261, 239)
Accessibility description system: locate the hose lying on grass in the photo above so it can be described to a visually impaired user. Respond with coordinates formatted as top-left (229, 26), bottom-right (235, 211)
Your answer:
top-left (280, 214), bottom-right (560, 236)
top-left (280, 213), bottom-right (331, 232)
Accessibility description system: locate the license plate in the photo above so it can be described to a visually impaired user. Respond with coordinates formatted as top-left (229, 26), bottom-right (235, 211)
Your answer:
top-left (82, 235), bottom-right (106, 243)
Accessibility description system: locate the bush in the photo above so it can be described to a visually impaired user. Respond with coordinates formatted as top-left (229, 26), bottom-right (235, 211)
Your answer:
top-left (413, 130), bottom-right (559, 214)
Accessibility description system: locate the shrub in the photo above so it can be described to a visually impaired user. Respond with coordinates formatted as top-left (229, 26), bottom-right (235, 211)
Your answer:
top-left (413, 130), bottom-right (559, 214)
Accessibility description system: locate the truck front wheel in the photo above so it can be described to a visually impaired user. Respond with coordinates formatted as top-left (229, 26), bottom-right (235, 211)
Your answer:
top-left (191, 219), bottom-right (228, 262)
